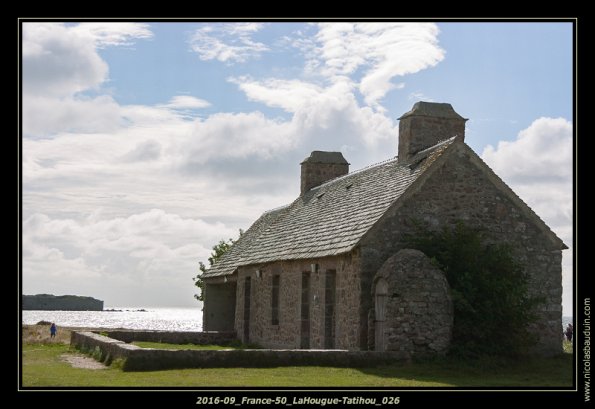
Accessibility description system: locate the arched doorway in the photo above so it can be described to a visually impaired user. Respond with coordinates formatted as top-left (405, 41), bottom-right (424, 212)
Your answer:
top-left (374, 278), bottom-right (388, 351)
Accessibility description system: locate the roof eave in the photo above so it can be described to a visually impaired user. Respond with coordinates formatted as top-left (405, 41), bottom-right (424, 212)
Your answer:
top-left (202, 270), bottom-right (238, 283)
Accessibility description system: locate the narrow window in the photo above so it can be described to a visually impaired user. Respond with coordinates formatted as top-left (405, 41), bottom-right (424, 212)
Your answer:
top-left (324, 270), bottom-right (336, 349)
top-left (243, 277), bottom-right (251, 343)
top-left (300, 272), bottom-right (311, 348)
top-left (271, 275), bottom-right (280, 325)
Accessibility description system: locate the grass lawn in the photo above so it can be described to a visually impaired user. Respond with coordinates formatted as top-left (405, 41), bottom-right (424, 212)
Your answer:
top-left (21, 342), bottom-right (573, 388)
top-left (132, 341), bottom-right (238, 350)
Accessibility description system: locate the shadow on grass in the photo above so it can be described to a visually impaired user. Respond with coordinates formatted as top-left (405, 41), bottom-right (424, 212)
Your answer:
top-left (355, 352), bottom-right (573, 387)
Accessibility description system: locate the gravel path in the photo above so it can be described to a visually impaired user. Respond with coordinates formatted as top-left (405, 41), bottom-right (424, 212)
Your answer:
top-left (60, 353), bottom-right (107, 370)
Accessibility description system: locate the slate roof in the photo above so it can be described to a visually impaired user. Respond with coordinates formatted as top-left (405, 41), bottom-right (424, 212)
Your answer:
top-left (203, 137), bottom-right (456, 278)
top-left (203, 205), bottom-right (288, 278)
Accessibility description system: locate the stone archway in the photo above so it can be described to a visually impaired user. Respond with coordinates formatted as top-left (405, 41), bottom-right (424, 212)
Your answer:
top-left (374, 278), bottom-right (388, 351)
top-left (372, 249), bottom-right (453, 357)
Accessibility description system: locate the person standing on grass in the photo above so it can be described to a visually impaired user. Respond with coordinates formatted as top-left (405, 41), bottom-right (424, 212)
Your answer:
top-left (50, 323), bottom-right (57, 339)
top-left (564, 323), bottom-right (573, 342)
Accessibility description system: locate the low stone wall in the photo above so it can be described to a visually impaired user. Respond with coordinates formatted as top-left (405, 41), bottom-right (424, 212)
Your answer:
top-left (103, 330), bottom-right (236, 345)
top-left (122, 349), bottom-right (407, 371)
top-left (70, 331), bottom-right (407, 371)
top-left (70, 331), bottom-right (140, 365)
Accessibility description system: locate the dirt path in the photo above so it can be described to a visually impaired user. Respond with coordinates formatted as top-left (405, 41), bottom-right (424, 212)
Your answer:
top-left (60, 353), bottom-right (107, 370)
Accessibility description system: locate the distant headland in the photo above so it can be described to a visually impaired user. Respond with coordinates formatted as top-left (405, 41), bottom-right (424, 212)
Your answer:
top-left (22, 294), bottom-right (104, 311)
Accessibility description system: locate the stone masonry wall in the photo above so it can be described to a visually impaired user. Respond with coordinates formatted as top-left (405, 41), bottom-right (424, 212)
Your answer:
top-left (234, 251), bottom-right (361, 350)
top-left (301, 162), bottom-right (349, 194)
top-left (398, 116), bottom-right (465, 161)
top-left (360, 144), bottom-right (563, 355)
top-left (372, 249), bottom-right (453, 356)
top-left (71, 331), bottom-right (135, 365)
top-left (71, 330), bottom-right (407, 371)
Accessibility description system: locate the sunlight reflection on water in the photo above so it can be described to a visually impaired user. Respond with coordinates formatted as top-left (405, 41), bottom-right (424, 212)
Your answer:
top-left (22, 307), bottom-right (202, 331)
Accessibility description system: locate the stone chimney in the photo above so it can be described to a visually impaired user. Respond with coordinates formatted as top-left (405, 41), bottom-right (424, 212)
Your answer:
top-left (397, 101), bottom-right (467, 163)
top-left (301, 151), bottom-right (349, 194)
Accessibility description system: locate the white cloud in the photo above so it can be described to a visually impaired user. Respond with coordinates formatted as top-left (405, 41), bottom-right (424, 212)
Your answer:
top-left (70, 23), bottom-right (153, 47)
top-left (408, 91), bottom-right (435, 102)
top-left (186, 111), bottom-right (297, 162)
top-left (229, 75), bottom-right (396, 150)
top-left (22, 98), bottom-right (299, 223)
top-left (22, 210), bottom-right (238, 306)
top-left (160, 95), bottom-right (211, 110)
top-left (482, 118), bottom-right (572, 184)
top-left (22, 22), bottom-right (153, 137)
top-left (482, 117), bottom-right (573, 316)
top-left (305, 23), bottom-right (444, 109)
top-left (229, 77), bottom-right (325, 113)
top-left (23, 95), bottom-right (122, 136)
top-left (120, 104), bottom-right (191, 125)
top-left (222, 23), bottom-right (444, 155)
top-left (23, 23), bottom-right (109, 97)
top-left (230, 23), bottom-right (444, 137)
top-left (228, 23), bottom-right (444, 153)
top-left (120, 140), bottom-right (162, 162)
top-left (23, 23), bottom-right (152, 97)
top-left (188, 23), bottom-right (268, 63)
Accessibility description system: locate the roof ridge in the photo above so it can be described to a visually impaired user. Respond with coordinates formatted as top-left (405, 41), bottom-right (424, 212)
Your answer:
top-left (311, 156), bottom-right (398, 190)
top-left (263, 204), bottom-right (290, 214)
top-left (459, 143), bottom-right (567, 249)
top-left (312, 137), bottom-right (458, 190)
top-left (415, 135), bottom-right (459, 156)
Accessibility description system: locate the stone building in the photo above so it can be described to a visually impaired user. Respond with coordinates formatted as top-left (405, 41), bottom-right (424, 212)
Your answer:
top-left (202, 101), bottom-right (566, 357)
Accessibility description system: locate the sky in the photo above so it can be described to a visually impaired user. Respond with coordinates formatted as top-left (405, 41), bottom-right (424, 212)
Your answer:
top-left (21, 21), bottom-right (573, 314)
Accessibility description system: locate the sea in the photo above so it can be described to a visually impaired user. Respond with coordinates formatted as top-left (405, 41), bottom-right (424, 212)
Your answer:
top-left (21, 309), bottom-right (573, 334)
top-left (22, 307), bottom-right (202, 331)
